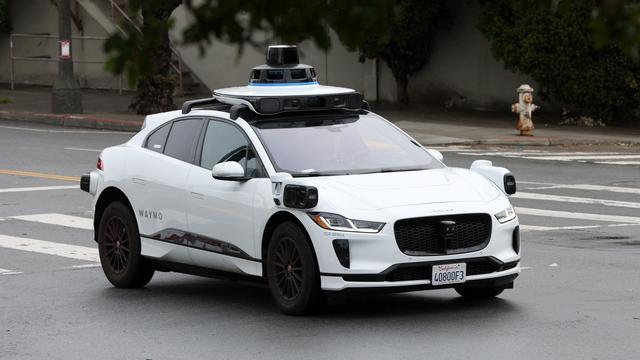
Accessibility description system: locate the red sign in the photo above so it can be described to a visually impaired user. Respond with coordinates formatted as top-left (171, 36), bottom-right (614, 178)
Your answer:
top-left (60, 40), bottom-right (71, 59)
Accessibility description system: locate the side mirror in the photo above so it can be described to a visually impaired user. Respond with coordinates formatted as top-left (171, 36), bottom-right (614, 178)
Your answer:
top-left (212, 161), bottom-right (246, 181)
top-left (427, 149), bottom-right (444, 162)
top-left (470, 160), bottom-right (516, 195)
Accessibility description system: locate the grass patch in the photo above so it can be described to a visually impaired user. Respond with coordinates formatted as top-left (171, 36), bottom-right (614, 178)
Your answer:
top-left (0, 96), bottom-right (11, 104)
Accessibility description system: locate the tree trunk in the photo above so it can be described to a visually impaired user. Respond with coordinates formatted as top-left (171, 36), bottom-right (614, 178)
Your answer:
top-left (129, 1), bottom-right (181, 115)
top-left (395, 74), bottom-right (409, 104)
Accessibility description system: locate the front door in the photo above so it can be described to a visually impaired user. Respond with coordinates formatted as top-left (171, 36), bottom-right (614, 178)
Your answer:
top-left (186, 119), bottom-right (268, 276)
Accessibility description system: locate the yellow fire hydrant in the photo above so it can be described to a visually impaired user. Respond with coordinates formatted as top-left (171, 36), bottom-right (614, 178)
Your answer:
top-left (511, 84), bottom-right (538, 136)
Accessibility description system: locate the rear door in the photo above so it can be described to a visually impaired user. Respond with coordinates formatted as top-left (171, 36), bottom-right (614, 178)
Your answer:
top-left (128, 117), bottom-right (205, 264)
top-left (186, 118), bottom-right (268, 275)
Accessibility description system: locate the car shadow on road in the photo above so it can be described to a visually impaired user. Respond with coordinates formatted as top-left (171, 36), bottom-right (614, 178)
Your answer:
top-left (96, 273), bottom-right (521, 322)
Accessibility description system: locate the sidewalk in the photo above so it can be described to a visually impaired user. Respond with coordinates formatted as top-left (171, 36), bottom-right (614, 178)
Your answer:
top-left (1, 85), bottom-right (639, 146)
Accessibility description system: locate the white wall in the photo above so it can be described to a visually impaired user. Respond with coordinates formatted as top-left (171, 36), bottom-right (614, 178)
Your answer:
top-left (1, 0), bottom-right (536, 109)
top-left (0, 0), bottom-right (124, 90)
top-left (170, 6), bottom-right (372, 97)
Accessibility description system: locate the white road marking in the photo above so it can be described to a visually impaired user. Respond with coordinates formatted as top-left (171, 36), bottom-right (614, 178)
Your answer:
top-left (70, 263), bottom-right (101, 269)
top-left (0, 234), bottom-right (98, 262)
top-left (8, 213), bottom-right (93, 230)
top-left (549, 263), bottom-right (559, 267)
top-left (0, 185), bottom-right (78, 193)
top-left (595, 161), bottom-right (640, 165)
top-left (460, 151), bottom-right (625, 157)
top-left (456, 151), bottom-right (640, 166)
top-left (64, 147), bottom-right (102, 152)
top-left (518, 155), bottom-right (640, 161)
top-left (519, 181), bottom-right (557, 185)
top-left (0, 268), bottom-right (23, 275)
top-left (513, 192), bottom-right (640, 209)
top-left (519, 223), bottom-right (639, 231)
top-left (516, 207), bottom-right (640, 224)
top-left (526, 183), bottom-right (640, 195)
top-left (0, 124), bottom-right (134, 135)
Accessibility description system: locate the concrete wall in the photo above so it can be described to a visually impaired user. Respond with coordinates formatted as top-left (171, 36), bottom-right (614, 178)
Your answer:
top-left (170, 6), bottom-right (375, 99)
top-left (0, 0), bottom-right (125, 90)
top-left (378, 0), bottom-right (535, 109)
top-left (1, 0), bottom-right (535, 109)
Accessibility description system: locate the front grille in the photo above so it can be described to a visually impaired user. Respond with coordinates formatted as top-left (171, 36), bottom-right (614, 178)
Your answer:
top-left (394, 214), bottom-right (492, 256)
top-left (384, 258), bottom-right (512, 282)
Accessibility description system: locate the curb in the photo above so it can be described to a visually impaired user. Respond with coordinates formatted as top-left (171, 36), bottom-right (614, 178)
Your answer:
top-left (476, 138), bottom-right (640, 147)
top-left (0, 110), bottom-right (142, 132)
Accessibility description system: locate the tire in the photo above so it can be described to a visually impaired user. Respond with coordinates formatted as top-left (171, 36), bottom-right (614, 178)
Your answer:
top-left (98, 201), bottom-right (154, 288)
top-left (266, 221), bottom-right (325, 315)
top-left (455, 286), bottom-right (504, 299)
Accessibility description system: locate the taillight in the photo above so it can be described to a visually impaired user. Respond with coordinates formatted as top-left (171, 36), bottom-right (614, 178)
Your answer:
top-left (97, 158), bottom-right (104, 171)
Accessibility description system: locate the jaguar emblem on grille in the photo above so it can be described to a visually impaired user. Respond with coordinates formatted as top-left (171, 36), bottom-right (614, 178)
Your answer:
top-left (440, 220), bottom-right (457, 235)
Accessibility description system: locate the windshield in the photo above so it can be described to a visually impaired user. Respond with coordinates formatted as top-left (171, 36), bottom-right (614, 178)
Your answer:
top-left (251, 113), bottom-right (444, 176)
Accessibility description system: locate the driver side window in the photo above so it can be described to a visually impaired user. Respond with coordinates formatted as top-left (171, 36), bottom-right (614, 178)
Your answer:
top-left (200, 120), bottom-right (264, 178)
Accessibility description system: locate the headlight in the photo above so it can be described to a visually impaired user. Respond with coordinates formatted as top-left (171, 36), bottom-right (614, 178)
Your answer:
top-left (308, 212), bottom-right (385, 233)
top-left (494, 205), bottom-right (516, 223)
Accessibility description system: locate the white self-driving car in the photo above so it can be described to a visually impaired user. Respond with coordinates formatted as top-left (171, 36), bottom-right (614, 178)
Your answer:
top-left (81, 46), bottom-right (520, 315)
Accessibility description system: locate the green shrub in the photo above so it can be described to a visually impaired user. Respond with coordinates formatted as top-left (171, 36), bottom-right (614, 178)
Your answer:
top-left (478, 0), bottom-right (640, 124)
top-left (0, 0), bottom-right (10, 34)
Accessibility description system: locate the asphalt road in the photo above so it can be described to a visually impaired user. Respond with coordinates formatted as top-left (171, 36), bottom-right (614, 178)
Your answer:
top-left (1, 120), bottom-right (639, 360)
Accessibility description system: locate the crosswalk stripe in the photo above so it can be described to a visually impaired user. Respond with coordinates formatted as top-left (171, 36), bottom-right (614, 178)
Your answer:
top-left (595, 161), bottom-right (640, 165)
top-left (513, 192), bottom-right (640, 209)
top-left (520, 223), bottom-right (639, 231)
top-left (526, 184), bottom-right (640, 195)
top-left (518, 155), bottom-right (640, 161)
top-left (0, 185), bottom-right (78, 193)
top-left (0, 234), bottom-right (98, 262)
top-left (0, 268), bottom-right (23, 275)
top-left (460, 151), bottom-right (625, 157)
top-left (516, 207), bottom-right (640, 224)
top-left (9, 213), bottom-right (93, 230)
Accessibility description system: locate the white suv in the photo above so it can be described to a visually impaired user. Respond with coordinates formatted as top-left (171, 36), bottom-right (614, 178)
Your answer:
top-left (81, 46), bottom-right (520, 315)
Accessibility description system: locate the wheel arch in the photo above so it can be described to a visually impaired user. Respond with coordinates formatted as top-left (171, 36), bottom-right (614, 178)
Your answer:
top-left (94, 186), bottom-right (136, 242)
top-left (261, 211), bottom-right (318, 277)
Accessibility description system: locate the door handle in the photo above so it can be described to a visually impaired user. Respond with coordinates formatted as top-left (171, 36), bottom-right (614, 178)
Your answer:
top-left (190, 192), bottom-right (204, 200)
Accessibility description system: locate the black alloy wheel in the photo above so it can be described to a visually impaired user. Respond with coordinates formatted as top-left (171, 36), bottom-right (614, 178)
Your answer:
top-left (103, 216), bottom-right (130, 274)
top-left (98, 202), bottom-right (155, 288)
top-left (273, 237), bottom-right (304, 301)
top-left (267, 221), bottom-right (325, 315)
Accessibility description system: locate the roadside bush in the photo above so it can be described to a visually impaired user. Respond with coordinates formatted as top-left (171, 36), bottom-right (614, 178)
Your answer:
top-left (478, 0), bottom-right (640, 124)
top-left (0, 0), bottom-right (10, 34)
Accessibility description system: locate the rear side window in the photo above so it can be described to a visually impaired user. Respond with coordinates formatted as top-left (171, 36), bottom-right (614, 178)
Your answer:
top-left (163, 119), bottom-right (203, 163)
top-left (145, 123), bottom-right (170, 153)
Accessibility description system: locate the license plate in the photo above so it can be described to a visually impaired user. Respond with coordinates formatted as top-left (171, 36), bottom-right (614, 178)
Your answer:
top-left (432, 263), bottom-right (466, 286)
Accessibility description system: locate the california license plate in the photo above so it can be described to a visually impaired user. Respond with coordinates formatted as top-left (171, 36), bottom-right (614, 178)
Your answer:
top-left (432, 263), bottom-right (466, 286)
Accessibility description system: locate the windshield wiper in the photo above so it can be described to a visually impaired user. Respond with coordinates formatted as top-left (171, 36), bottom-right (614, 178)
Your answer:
top-left (292, 171), bottom-right (327, 177)
top-left (360, 168), bottom-right (423, 174)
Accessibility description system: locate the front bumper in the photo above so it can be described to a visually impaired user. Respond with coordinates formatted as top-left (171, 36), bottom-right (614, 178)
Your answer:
top-left (320, 260), bottom-right (520, 292)
top-left (295, 202), bottom-right (521, 291)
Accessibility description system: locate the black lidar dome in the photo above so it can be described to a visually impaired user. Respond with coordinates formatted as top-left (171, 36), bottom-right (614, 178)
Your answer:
top-left (249, 45), bottom-right (317, 85)
top-left (266, 45), bottom-right (299, 66)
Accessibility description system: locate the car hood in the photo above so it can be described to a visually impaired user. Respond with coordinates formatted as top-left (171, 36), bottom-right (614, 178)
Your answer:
top-left (308, 167), bottom-right (502, 211)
